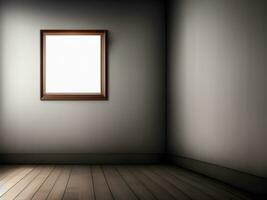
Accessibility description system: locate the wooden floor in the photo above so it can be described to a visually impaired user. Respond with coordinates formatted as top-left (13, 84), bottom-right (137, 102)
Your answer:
top-left (0, 165), bottom-right (252, 200)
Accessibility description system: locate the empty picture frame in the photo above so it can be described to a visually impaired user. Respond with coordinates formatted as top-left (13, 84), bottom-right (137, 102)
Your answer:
top-left (41, 30), bottom-right (107, 100)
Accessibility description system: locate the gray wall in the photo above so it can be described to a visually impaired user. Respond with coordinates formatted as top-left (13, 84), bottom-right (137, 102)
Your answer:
top-left (0, 0), bottom-right (166, 155)
top-left (168, 0), bottom-right (267, 178)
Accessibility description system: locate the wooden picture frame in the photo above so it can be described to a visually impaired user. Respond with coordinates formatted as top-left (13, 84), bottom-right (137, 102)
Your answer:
top-left (40, 30), bottom-right (107, 100)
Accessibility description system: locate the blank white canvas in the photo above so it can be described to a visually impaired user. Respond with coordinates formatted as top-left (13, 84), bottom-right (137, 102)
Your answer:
top-left (45, 35), bottom-right (101, 94)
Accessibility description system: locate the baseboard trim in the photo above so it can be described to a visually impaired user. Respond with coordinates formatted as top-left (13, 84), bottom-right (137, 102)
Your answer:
top-left (0, 153), bottom-right (164, 164)
top-left (170, 155), bottom-right (267, 196)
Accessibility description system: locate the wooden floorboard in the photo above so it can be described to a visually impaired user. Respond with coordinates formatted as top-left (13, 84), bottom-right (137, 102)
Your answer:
top-left (128, 166), bottom-right (176, 200)
top-left (0, 167), bottom-right (24, 187)
top-left (32, 166), bottom-right (61, 200)
top-left (63, 166), bottom-right (94, 200)
top-left (150, 166), bottom-right (213, 200)
top-left (0, 166), bottom-right (20, 183)
top-left (116, 166), bottom-right (156, 200)
top-left (103, 166), bottom-right (138, 200)
top-left (0, 165), bottom-right (252, 200)
top-left (171, 166), bottom-right (252, 200)
top-left (0, 166), bottom-right (34, 198)
top-left (15, 166), bottom-right (54, 200)
top-left (165, 166), bottom-right (249, 200)
top-left (47, 166), bottom-right (71, 200)
top-left (0, 166), bottom-right (39, 200)
top-left (92, 166), bottom-right (113, 200)
top-left (139, 166), bottom-right (191, 200)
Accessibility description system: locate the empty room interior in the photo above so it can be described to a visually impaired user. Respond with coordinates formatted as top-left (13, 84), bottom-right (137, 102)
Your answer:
top-left (0, 0), bottom-right (266, 199)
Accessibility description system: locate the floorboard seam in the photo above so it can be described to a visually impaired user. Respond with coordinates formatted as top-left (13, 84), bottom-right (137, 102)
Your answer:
top-left (115, 166), bottom-right (140, 200)
top-left (30, 166), bottom-right (55, 200)
top-left (61, 166), bottom-right (72, 200)
top-left (0, 167), bottom-right (36, 198)
top-left (13, 167), bottom-right (41, 200)
top-left (101, 165), bottom-right (115, 200)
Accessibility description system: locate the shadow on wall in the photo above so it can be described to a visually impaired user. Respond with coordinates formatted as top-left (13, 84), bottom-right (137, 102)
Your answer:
top-left (166, 0), bottom-right (186, 154)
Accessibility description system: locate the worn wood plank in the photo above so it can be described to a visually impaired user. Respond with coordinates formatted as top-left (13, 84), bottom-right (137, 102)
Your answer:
top-left (128, 166), bottom-right (175, 200)
top-left (0, 166), bottom-right (34, 197)
top-left (0, 165), bottom-right (251, 200)
top-left (63, 166), bottom-right (94, 200)
top-left (172, 167), bottom-right (251, 200)
top-left (47, 166), bottom-right (71, 200)
top-left (103, 166), bottom-right (138, 200)
top-left (140, 166), bottom-right (191, 200)
top-left (165, 166), bottom-right (243, 200)
top-left (0, 166), bottom-right (20, 182)
top-left (32, 166), bottom-right (61, 200)
top-left (0, 167), bottom-right (24, 187)
top-left (151, 166), bottom-right (214, 200)
top-left (0, 167), bottom-right (40, 200)
top-left (116, 166), bottom-right (156, 200)
top-left (15, 166), bottom-right (54, 200)
top-left (92, 166), bottom-right (113, 200)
